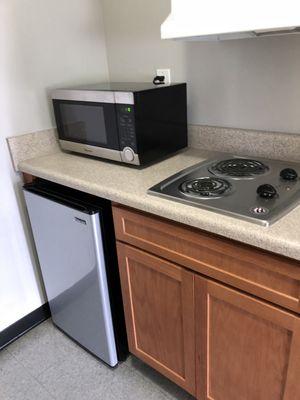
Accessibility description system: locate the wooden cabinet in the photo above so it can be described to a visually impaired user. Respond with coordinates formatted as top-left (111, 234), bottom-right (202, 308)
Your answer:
top-left (113, 204), bottom-right (300, 400)
top-left (195, 276), bottom-right (300, 400)
top-left (116, 243), bottom-right (196, 395)
top-left (113, 205), bottom-right (300, 313)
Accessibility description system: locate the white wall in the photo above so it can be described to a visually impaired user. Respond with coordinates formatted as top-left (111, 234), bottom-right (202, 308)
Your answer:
top-left (102, 0), bottom-right (300, 134)
top-left (0, 0), bottom-right (109, 331)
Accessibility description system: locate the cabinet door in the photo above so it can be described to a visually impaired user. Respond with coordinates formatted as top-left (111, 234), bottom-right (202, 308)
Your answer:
top-left (195, 276), bottom-right (300, 400)
top-left (117, 242), bottom-right (195, 395)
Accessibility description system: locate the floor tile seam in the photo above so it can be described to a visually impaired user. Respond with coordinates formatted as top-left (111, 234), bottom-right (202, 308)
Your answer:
top-left (30, 371), bottom-right (59, 400)
top-left (0, 354), bottom-right (57, 400)
top-left (6, 347), bottom-right (62, 381)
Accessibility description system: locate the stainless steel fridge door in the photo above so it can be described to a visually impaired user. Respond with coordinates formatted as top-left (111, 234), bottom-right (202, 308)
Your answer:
top-left (24, 190), bottom-right (118, 366)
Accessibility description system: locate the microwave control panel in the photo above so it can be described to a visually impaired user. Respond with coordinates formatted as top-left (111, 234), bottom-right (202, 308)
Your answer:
top-left (116, 105), bottom-right (137, 153)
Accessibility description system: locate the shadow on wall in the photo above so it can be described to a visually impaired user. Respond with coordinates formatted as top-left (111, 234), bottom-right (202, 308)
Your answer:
top-left (1, 0), bottom-right (110, 329)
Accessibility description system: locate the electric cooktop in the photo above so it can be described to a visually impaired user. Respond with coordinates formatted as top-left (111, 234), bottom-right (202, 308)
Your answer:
top-left (148, 154), bottom-right (300, 226)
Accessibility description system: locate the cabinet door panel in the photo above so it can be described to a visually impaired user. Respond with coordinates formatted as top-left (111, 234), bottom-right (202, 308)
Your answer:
top-left (117, 242), bottom-right (195, 395)
top-left (195, 276), bottom-right (300, 400)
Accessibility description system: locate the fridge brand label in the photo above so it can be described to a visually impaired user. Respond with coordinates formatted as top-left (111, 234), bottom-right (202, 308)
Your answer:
top-left (74, 217), bottom-right (87, 225)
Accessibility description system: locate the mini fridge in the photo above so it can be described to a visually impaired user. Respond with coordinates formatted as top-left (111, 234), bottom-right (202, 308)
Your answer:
top-left (23, 179), bottom-right (128, 367)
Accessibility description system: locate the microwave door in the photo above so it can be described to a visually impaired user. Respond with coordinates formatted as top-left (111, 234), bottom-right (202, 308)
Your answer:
top-left (53, 100), bottom-right (121, 161)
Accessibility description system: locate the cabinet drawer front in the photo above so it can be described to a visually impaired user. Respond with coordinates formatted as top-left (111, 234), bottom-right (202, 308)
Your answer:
top-left (113, 205), bottom-right (300, 313)
top-left (195, 276), bottom-right (300, 400)
top-left (116, 242), bottom-right (195, 395)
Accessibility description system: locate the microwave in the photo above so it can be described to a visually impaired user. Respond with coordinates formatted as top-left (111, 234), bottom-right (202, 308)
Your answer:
top-left (52, 82), bottom-right (187, 166)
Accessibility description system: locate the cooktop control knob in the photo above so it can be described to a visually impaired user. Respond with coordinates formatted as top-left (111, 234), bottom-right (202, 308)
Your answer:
top-left (123, 147), bottom-right (135, 162)
top-left (257, 184), bottom-right (277, 199)
top-left (280, 168), bottom-right (298, 181)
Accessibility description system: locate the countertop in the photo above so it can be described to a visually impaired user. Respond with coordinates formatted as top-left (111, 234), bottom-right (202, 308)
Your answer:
top-left (18, 148), bottom-right (300, 261)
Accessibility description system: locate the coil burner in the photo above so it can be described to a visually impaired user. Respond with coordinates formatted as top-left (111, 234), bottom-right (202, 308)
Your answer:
top-left (180, 177), bottom-right (232, 199)
top-left (209, 158), bottom-right (269, 178)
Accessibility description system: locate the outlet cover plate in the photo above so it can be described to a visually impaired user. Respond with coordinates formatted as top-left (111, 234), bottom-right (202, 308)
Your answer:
top-left (156, 69), bottom-right (171, 85)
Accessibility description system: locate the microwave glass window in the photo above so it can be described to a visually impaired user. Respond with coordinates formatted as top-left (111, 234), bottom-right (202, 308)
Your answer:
top-left (60, 103), bottom-right (107, 145)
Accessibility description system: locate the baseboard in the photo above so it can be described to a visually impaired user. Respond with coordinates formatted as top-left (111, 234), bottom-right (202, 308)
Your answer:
top-left (0, 303), bottom-right (51, 350)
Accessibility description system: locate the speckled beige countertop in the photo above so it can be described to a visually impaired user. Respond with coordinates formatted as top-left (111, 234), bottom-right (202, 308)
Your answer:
top-left (18, 148), bottom-right (300, 261)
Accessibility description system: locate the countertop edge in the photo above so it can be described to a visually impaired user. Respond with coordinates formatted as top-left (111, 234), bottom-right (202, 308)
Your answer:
top-left (18, 159), bottom-right (300, 262)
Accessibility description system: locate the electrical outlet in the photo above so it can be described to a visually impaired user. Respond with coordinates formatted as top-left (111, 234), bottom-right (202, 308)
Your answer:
top-left (156, 69), bottom-right (171, 85)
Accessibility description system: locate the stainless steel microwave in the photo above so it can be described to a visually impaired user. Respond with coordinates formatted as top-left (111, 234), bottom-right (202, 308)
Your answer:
top-left (52, 82), bottom-right (187, 166)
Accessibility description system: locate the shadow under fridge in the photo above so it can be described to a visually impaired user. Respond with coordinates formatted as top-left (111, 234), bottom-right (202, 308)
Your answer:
top-left (23, 179), bottom-right (128, 367)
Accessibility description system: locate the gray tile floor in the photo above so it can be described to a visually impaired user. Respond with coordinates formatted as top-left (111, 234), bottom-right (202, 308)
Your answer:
top-left (0, 319), bottom-right (194, 400)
